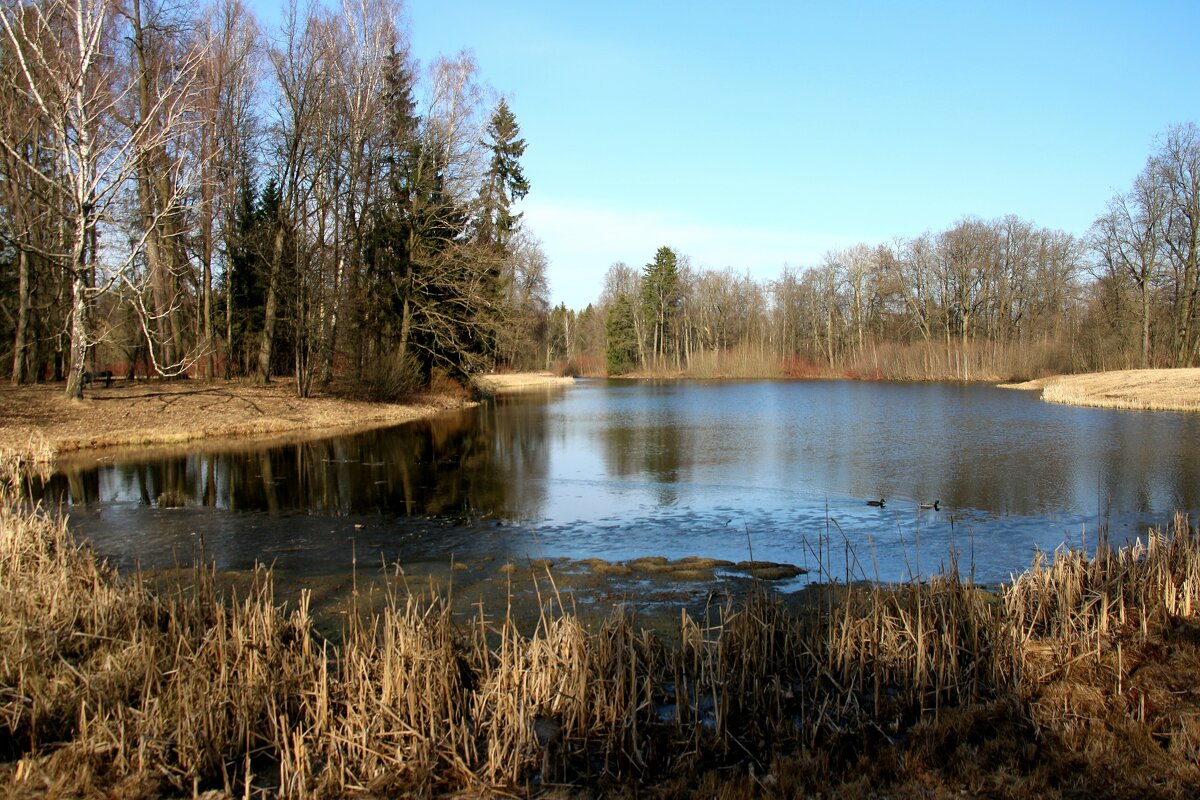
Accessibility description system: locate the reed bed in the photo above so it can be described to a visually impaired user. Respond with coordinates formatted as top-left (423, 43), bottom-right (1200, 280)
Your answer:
top-left (630, 338), bottom-right (1074, 384)
top-left (1039, 368), bottom-right (1200, 412)
top-left (3, 452), bottom-right (1200, 797)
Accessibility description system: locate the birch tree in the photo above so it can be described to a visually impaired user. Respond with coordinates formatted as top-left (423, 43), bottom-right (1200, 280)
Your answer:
top-left (2, 0), bottom-right (205, 398)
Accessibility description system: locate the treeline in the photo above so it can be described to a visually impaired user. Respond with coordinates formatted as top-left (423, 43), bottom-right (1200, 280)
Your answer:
top-left (0, 0), bottom-right (548, 398)
top-left (3, 0), bottom-right (1198, 396)
top-left (550, 124), bottom-right (1200, 381)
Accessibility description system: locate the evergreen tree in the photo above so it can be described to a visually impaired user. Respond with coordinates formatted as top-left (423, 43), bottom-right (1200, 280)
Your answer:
top-left (606, 293), bottom-right (640, 374)
top-left (642, 246), bottom-right (680, 367)
top-left (227, 177), bottom-right (270, 376)
top-left (365, 51), bottom-right (496, 388)
top-left (475, 98), bottom-right (529, 252)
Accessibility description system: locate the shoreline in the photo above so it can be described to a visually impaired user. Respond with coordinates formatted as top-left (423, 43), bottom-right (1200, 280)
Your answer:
top-left (5, 366), bottom-right (1192, 466)
top-left (3, 462), bottom-right (1199, 796)
top-left (472, 371), bottom-right (575, 394)
top-left (1000, 367), bottom-right (1200, 412)
top-left (0, 373), bottom-right (573, 460)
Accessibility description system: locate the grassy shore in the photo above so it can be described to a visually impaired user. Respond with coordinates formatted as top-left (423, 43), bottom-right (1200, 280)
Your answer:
top-left (3, 449), bottom-right (1200, 798)
top-left (472, 372), bottom-right (575, 395)
top-left (0, 374), bottom-right (576, 459)
top-left (0, 380), bottom-right (465, 458)
top-left (1002, 368), bottom-right (1200, 412)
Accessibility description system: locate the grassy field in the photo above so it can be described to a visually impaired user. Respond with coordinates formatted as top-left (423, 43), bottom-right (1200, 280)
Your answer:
top-left (3, 446), bottom-right (1200, 798)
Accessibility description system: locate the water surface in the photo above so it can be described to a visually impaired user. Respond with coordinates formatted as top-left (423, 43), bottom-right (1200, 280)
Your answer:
top-left (45, 380), bottom-right (1200, 589)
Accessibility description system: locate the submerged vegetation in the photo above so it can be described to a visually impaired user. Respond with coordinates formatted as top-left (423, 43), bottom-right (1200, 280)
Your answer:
top-left (2, 450), bottom-right (1200, 798)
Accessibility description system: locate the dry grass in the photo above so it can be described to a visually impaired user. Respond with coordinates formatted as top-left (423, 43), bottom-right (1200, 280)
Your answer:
top-left (624, 338), bottom-right (1071, 384)
top-left (1032, 368), bottom-right (1200, 412)
top-left (0, 381), bottom-right (467, 457)
top-left (473, 372), bottom-right (576, 396)
top-left (3, 447), bottom-right (1200, 797)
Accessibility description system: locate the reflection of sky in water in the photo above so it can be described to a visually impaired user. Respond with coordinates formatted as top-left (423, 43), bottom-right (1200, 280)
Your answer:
top-left (48, 379), bottom-right (1200, 588)
top-left (516, 380), bottom-right (1198, 583)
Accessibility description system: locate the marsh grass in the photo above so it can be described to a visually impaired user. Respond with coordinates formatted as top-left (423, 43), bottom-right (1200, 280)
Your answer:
top-left (1039, 368), bottom-right (1200, 412)
top-left (3, 448), bottom-right (1200, 797)
top-left (628, 338), bottom-right (1073, 384)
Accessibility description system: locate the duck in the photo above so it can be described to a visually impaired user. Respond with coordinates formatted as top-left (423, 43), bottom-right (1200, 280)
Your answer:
top-left (866, 498), bottom-right (886, 507)
top-left (919, 500), bottom-right (941, 511)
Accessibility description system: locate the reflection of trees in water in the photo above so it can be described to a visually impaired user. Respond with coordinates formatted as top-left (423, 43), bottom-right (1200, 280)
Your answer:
top-left (936, 441), bottom-right (1076, 517)
top-left (1096, 412), bottom-right (1200, 516)
top-left (43, 404), bottom-right (553, 520)
top-left (602, 413), bottom-right (684, 506)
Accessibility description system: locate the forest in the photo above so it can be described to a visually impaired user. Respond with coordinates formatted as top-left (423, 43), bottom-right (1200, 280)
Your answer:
top-left (0, 0), bottom-right (547, 399)
top-left (2, 0), bottom-right (1199, 397)
top-left (556, 124), bottom-right (1200, 382)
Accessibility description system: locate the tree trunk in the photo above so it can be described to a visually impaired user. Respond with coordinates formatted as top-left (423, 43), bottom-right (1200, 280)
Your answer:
top-left (257, 225), bottom-right (284, 383)
top-left (11, 248), bottom-right (30, 385)
top-left (225, 260), bottom-right (235, 378)
top-left (1140, 275), bottom-right (1150, 367)
top-left (320, 251), bottom-right (343, 387)
top-left (64, 267), bottom-right (89, 400)
top-left (1176, 252), bottom-right (1199, 366)
top-left (200, 142), bottom-right (214, 380)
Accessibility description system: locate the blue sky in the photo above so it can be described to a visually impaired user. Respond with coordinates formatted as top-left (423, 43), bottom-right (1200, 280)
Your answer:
top-left (263, 1), bottom-right (1200, 309)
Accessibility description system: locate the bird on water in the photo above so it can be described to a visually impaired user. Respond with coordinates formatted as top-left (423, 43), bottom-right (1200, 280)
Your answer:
top-left (919, 500), bottom-right (941, 511)
top-left (866, 498), bottom-right (885, 507)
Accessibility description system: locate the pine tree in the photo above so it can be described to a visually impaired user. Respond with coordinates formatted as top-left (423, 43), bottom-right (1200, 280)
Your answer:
top-left (476, 98), bottom-right (529, 252)
top-left (641, 246), bottom-right (680, 368)
top-left (365, 52), bottom-right (496, 387)
top-left (226, 177), bottom-right (270, 376)
top-left (606, 293), bottom-right (640, 374)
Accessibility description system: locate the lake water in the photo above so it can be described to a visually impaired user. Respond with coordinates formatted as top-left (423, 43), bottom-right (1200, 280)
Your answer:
top-left (43, 380), bottom-right (1200, 591)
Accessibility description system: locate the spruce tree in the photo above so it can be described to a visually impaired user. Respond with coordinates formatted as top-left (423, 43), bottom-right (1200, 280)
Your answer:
top-left (366, 52), bottom-right (496, 386)
top-left (641, 246), bottom-right (680, 367)
top-left (476, 98), bottom-right (529, 252)
top-left (606, 293), bottom-right (640, 374)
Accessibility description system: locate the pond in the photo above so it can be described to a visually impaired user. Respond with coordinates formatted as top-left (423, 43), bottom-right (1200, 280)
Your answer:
top-left (40, 379), bottom-right (1200, 607)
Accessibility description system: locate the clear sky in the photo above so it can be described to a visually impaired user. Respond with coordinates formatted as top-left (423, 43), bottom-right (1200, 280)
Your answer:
top-left (256, 1), bottom-right (1200, 309)
top-left (402, 0), bottom-right (1200, 309)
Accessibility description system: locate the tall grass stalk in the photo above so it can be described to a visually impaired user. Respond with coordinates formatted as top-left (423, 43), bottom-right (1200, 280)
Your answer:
top-left (3, 450), bottom-right (1199, 796)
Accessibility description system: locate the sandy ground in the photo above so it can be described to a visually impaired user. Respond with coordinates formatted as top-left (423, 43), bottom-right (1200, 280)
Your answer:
top-left (1001, 367), bottom-right (1200, 411)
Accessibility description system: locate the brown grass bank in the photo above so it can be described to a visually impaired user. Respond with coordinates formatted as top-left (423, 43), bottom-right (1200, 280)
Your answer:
top-left (1003, 368), bottom-right (1200, 412)
top-left (3, 451), bottom-right (1200, 797)
top-left (473, 372), bottom-right (576, 395)
top-left (0, 380), bottom-right (469, 457)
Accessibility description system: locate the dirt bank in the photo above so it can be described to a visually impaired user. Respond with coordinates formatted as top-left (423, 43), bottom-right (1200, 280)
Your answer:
top-left (0, 380), bottom-right (468, 457)
top-left (1001, 368), bottom-right (1200, 412)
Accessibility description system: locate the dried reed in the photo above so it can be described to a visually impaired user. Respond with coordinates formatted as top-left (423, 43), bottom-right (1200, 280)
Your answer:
top-left (3, 447), bottom-right (1199, 797)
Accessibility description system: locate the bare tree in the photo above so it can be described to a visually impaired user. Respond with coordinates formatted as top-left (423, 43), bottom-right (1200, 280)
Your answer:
top-left (1158, 123), bottom-right (1200, 366)
top-left (0, 18), bottom-right (62, 383)
top-left (1093, 171), bottom-right (1166, 366)
top-left (259, 0), bottom-right (331, 386)
top-left (194, 0), bottom-right (261, 380)
top-left (2, 0), bottom-right (206, 398)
